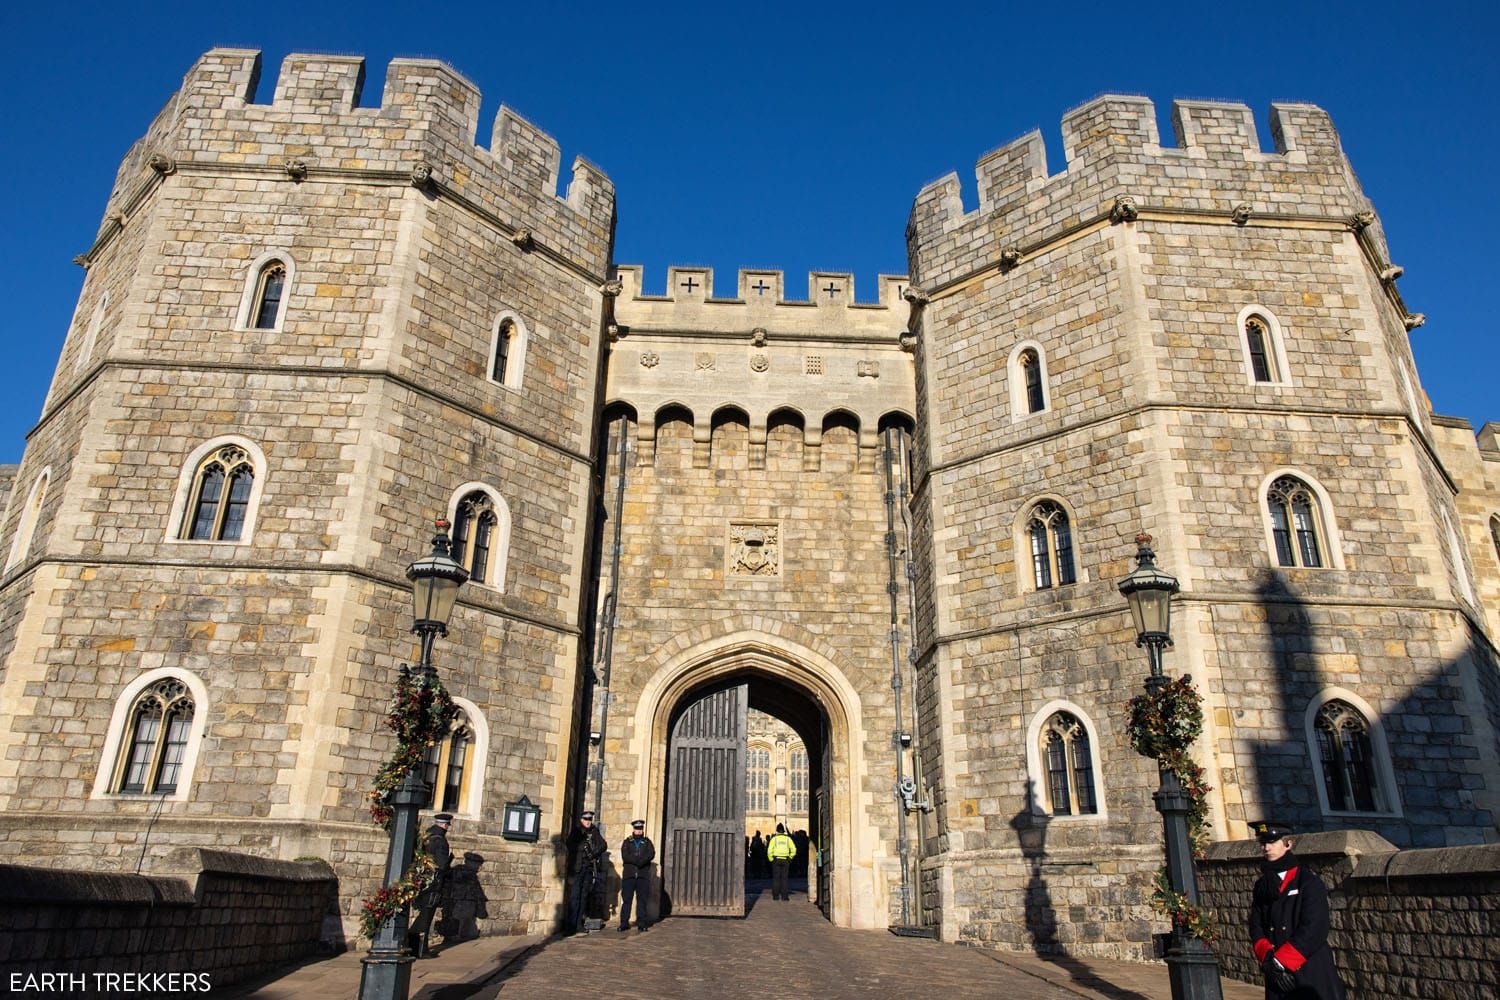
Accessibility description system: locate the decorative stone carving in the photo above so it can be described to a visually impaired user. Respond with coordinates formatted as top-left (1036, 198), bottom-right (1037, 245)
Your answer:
top-left (639, 352), bottom-right (659, 368)
top-left (284, 159), bottom-right (309, 182)
top-left (147, 153), bottom-right (176, 176)
top-left (1404, 312), bottom-right (1427, 331)
top-left (728, 523), bottom-right (779, 577)
top-left (751, 327), bottom-right (767, 347)
top-left (999, 247), bottom-right (1022, 271)
top-left (72, 254), bottom-right (90, 267)
top-left (1231, 203), bottom-right (1253, 226)
top-left (600, 278), bottom-right (624, 297)
top-left (510, 229), bottom-right (535, 251)
top-left (606, 322), bottom-right (621, 342)
top-left (899, 331), bottom-right (919, 353)
top-left (1380, 265), bottom-right (1404, 282)
top-left (902, 285), bottom-right (930, 306)
top-left (1109, 195), bottom-right (1138, 224)
top-left (409, 162), bottom-right (433, 189)
top-left (1349, 210), bottom-right (1376, 232)
top-left (750, 354), bottom-right (769, 373)
top-left (695, 353), bottom-right (715, 371)
top-left (857, 361), bottom-right (880, 378)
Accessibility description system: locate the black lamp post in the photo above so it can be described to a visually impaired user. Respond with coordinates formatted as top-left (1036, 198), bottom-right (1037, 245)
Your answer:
top-left (359, 520), bottom-right (469, 1000)
top-left (1118, 534), bottom-right (1222, 1000)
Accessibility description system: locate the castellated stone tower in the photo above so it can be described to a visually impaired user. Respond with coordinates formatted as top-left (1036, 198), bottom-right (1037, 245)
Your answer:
top-left (3, 47), bottom-right (1499, 962)
top-left (906, 96), bottom-right (1500, 953)
top-left (0, 48), bottom-right (614, 936)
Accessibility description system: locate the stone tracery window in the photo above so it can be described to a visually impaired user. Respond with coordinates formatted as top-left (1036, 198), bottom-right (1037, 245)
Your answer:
top-left (1244, 316), bottom-right (1279, 383)
top-left (1267, 475), bottom-right (1326, 568)
top-left (1314, 700), bottom-right (1381, 813)
top-left (488, 312), bottom-right (528, 390)
top-left (182, 445), bottom-right (254, 542)
top-left (789, 748), bottom-right (808, 814)
top-left (1020, 349), bottom-right (1045, 413)
top-left (1027, 500), bottom-right (1076, 590)
top-left (423, 716), bottom-right (475, 814)
top-left (116, 678), bottom-right (195, 795)
top-left (747, 746), bottom-right (771, 812)
top-left (250, 260), bottom-right (287, 330)
top-left (452, 491), bottom-right (498, 585)
top-left (1041, 711), bottom-right (1096, 816)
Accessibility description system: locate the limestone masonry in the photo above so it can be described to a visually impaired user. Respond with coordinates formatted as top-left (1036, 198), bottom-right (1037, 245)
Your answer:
top-left (0, 49), bottom-right (1497, 961)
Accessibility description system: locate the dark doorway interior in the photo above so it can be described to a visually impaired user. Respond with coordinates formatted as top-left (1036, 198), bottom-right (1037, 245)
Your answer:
top-left (663, 671), bottom-right (830, 920)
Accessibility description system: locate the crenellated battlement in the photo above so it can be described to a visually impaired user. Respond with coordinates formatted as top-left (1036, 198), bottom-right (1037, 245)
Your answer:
top-left (101, 49), bottom-right (614, 273)
top-left (612, 266), bottom-right (910, 342)
top-left (614, 266), bottom-right (909, 309)
top-left (908, 94), bottom-right (1374, 289)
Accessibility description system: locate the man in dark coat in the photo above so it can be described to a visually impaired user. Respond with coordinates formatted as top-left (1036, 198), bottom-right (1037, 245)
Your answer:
top-left (617, 819), bottom-right (656, 932)
top-left (564, 810), bottom-right (607, 934)
top-left (1248, 821), bottom-right (1346, 1000)
top-left (407, 812), bottom-right (453, 959)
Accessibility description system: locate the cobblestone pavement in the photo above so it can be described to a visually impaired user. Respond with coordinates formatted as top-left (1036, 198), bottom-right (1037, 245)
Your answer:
top-left (234, 885), bottom-right (1263, 1000)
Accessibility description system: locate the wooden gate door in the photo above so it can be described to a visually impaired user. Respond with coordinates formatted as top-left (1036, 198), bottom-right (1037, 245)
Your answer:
top-left (664, 683), bottom-right (748, 916)
top-left (816, 730), bottom-right (833, 919)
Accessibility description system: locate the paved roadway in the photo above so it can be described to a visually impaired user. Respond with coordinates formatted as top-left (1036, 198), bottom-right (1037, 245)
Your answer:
top-left (233, 882), bottom-right (1263, 999)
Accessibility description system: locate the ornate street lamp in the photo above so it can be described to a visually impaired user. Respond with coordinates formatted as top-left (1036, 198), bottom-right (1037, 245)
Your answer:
top-left (1118, 534), bottom-right (1222, 1000)
top-left (359, 521), bottom-right (469, 1000)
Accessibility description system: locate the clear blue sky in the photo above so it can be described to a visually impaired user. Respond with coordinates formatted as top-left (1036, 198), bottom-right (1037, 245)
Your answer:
top-left (2, 2), bottom-right (1495, 464)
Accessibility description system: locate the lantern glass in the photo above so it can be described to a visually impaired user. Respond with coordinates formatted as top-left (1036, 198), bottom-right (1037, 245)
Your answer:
top-left (406, 527), bottom-right (468, 628)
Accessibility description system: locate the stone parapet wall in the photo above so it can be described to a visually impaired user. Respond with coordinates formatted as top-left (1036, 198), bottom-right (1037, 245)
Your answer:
top-left (0, 849), bottom-right (337, 989)
top-left (1198, 830), bottom-right (1500, 999)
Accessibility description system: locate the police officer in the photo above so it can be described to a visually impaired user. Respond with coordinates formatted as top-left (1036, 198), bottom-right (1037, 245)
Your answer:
top-left (407, 811), bottom-right (453, 959)
top-left (564, 810), bottom-right (607, 934)
top-left (618, 818), bottom-right (655, 932)
top-left (1248, 821), bottom-right (1346, 1000)
top-left (766, 823), bottom-right (797, 901)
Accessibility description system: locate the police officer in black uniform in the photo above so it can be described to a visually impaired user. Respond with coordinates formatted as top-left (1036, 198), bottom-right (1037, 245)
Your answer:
top-left (617, 818), bottom-right (655, 932)
top-left (564, 810), bottom-right (607, 934)
top-left (1248, 821), bottom-right (1346, 1000)
top-left (407, 811), bottom-right (453, 959)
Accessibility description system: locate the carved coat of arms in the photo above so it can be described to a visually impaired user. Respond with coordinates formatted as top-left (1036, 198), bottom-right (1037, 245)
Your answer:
top-left (729, 523), bottom-right (779, 576)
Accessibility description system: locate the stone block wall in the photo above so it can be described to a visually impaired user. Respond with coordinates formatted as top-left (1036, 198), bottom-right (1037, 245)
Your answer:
top-left (1199, 831), bottom-right (1500, 999)
top-left (0, 46), bottom-right (614, 940)
top-left (0, 849), bottom-right (338, 990)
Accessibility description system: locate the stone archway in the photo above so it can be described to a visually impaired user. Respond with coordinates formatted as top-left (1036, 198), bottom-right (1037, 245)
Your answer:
top-left (626, 630), bottom-right (881, 928)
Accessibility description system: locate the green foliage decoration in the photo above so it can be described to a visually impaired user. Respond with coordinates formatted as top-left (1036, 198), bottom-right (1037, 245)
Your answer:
top-left (1126, 673), bottom-right (1217, 943)
top-left (359, 663), bottom-right (456, 939)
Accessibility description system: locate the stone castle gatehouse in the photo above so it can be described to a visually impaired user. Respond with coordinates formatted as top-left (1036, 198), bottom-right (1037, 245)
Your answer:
top-left (0, 49), bottom-right (1497, 957)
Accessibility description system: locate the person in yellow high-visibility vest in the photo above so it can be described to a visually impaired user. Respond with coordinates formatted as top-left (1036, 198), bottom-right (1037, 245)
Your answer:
top-left (766, 823), bottom-right (797, 901)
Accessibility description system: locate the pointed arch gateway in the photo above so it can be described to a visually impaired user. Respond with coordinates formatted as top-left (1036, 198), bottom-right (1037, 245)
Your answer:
top-left (629, 631), bottom-right (874, 928)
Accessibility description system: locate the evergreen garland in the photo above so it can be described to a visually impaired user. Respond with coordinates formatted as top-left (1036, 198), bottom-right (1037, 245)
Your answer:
top-left (359, 663), bottom-right (456, 939)
top-left (1126, 673), bottom-right (1217, 943)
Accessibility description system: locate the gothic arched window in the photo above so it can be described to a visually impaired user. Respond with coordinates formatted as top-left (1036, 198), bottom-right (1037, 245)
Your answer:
top-left (423, 716), bottom-right (475, 814)
top-left (1239, 307), bottom-right (1288, 385)
top-left (1267, 476), bottom-right (1326, 568)
top-left (747, 746), bottom-right (771, 813)
top-left (4, 468), bottom-right (50, 573)
top-left (1245, 316), bottom-right (1278, 383)
top-left (1020, 349), bottom-right (1045, 413)
top-left (789, 748), bottom-right (808, 814)
top-left (452, 491), bottom-right (499, 585)
top-left (1490, 515), bottom-right (1500, 566)
top-left (1314, 700), bottom-right (1382, 812)
top-left (492, 318), bottom-right (515, 384)
top-left (182, 445), bottom-right (255, 541)
top-left (488, 313), bottom-right (529, 390)
top-left (116, 678), bottom-right (195, 795)
top-left (250, 260), bottom-right (287, 330)
top-left (1027, 500), bottom-right (1076, 590)
top-left (1041, 712), bottom-right (1097, 816)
